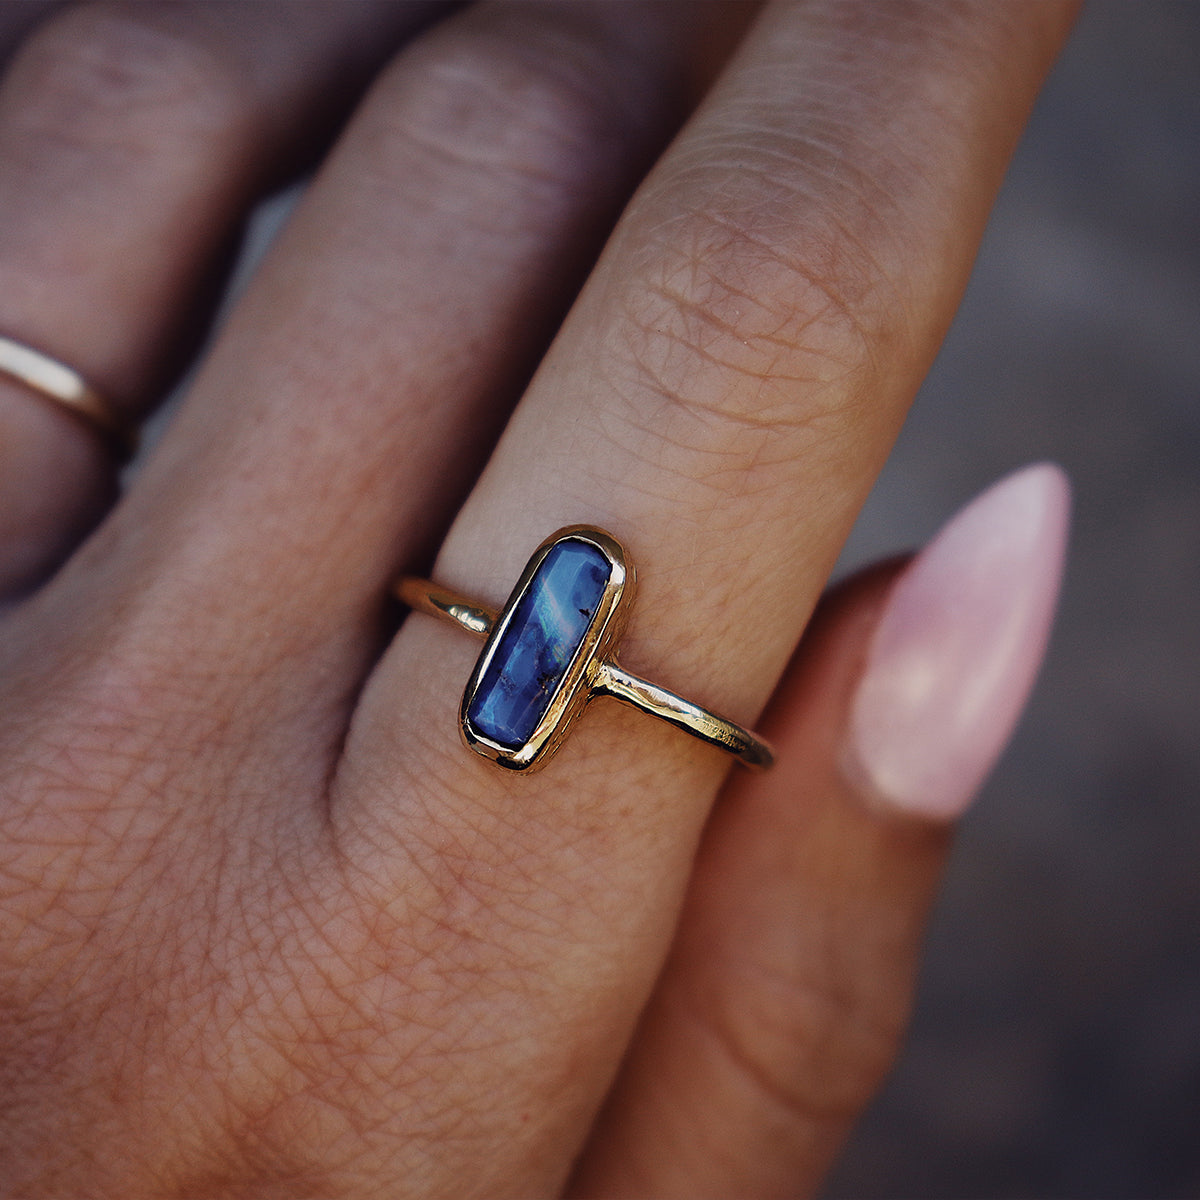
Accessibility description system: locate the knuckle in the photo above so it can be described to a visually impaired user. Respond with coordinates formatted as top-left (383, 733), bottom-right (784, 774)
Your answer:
top-left (367, 19), bottom-right (628, 210)
top-left (607, 163), bottom-right (897, 464)
top-left (689, 955), bottom-right (911, 1127)
top-left (10, 5), bottom-right (255, 166)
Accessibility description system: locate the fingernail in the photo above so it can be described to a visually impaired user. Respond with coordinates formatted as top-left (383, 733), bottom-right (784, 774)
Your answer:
top-left (845, 463), bottom-right (1071, 821)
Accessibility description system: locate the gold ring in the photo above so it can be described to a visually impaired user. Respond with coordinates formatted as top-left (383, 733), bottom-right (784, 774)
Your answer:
top-left (0, 335), bottom-right (136, 458)
top-left (396, 526), bottom-right (774, 773)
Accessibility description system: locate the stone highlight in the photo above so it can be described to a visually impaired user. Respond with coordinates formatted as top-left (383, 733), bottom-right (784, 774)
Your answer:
top-left (467, 539), bottom-right (610, 749)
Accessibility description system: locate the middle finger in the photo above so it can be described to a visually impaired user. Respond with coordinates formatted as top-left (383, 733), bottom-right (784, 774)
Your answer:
top-left (1, 2), bottom-right (734, 823)
top-left (0, 0), bottom-right (440, 594)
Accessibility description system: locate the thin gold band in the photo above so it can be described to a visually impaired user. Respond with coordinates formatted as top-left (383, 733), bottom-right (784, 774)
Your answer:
top-left (396, 576), bottom-right (774, 770)
top-left (0, 335), bottom-right (136, 458)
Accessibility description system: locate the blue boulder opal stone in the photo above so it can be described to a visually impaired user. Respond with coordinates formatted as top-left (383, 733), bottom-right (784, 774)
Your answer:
top-left (467, 539), bottom-right (610, 749)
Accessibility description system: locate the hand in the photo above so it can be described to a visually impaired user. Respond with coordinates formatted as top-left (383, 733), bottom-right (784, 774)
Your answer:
top-left (0, 2), bottom-right (1074, 1195)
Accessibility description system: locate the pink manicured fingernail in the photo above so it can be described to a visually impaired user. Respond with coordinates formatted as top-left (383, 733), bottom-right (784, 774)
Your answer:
top-left (845, 463), bottom-right (1071, 820)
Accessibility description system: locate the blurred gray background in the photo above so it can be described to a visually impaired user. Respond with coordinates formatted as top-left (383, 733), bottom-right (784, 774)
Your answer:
top-left (825, 3), bottom-right (1200, 1196)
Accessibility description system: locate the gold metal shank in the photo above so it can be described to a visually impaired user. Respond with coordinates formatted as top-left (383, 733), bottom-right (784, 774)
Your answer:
top-left (591, 661), bottom-right (774, 769)
top-left (395, 526), bottom-right (774, 772)
top-left (394, 578), bottom-right (496, 639)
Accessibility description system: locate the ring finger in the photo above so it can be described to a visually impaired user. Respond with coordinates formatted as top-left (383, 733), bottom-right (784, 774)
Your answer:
top-left (0, 0), bottom-right (436, 595)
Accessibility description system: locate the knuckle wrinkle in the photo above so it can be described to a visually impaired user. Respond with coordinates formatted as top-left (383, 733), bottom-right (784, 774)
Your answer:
top-left (11, 6), bottom-right (254, 164)
top-left (371, 21), bottom-right (630, 205)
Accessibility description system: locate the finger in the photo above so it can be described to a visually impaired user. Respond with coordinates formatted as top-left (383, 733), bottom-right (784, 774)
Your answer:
top-left (0, 0), bottom-right (437, 595)
top-left (0, 3), bottom-right (53, 63)
top-left (570, 465), bottom-right (1070, 1198)
top-left (2, 3), bottom-right (736, 821)
top-left (0, 2), bottom-right (57, 65)
top-left (336, 1), bottom-right (1077, 1189)
top-left (573, 561), bottom-right (939, 1200)
top-left (0, 4), bottom-right (743, 1188)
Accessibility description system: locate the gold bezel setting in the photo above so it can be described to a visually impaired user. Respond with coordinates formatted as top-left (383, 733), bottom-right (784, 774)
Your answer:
top-left (459, 526), bottom-right (633, 772)
top-left (395, 526), bottom-right (773, 772)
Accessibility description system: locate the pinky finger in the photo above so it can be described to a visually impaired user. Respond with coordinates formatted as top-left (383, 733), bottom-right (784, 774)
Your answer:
top-left (569, 463), bottom-right (1070, 1199)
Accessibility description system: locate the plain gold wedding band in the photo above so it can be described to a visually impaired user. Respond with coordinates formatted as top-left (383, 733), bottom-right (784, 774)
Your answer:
top-left (0, 335), bottom-right (136, 458)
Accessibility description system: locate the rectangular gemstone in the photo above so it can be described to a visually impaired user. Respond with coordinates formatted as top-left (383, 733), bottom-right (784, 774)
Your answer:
top-left (466, 539), bottom-right (611, 749)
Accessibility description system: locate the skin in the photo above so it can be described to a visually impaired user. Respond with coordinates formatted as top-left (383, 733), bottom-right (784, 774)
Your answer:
top-left (0, 2), bottom-right (1075, 1196)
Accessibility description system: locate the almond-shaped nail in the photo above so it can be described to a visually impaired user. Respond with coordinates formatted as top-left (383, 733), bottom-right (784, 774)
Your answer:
top-left (846, 463), bottom-right (1071, 821)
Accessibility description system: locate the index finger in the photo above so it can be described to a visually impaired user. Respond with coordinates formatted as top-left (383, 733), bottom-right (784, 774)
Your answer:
top-left (343, 0), bottom-right (1076, 1186)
